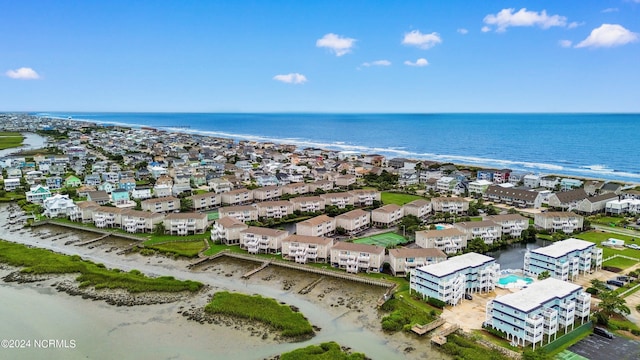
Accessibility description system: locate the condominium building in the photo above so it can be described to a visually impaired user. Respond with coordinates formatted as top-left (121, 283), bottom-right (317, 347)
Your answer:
top-left (282, 234), bottom-right (334, 264)
top-left (410, 252), bottom-right (500, 306)
top-left (371, 204), bottom-right (404, 228)
top-left (289, 196), bottom-right (325, 212)
top-left (211, 216), bottom-right (248, 245)
top-left (121, 209), bottom-right (164, 233)
top-left (335, 209), bottom-right (371, 235)
top-left (296, 214), bottom-right (336, 237)
top-left (486, 214), bottom-right (529, 238)
top-left (606, 198), bottom-right (640, 215)
top-left (255, 201), bottom-right (294, 219)
top-left (388, 248), bottom-right (447, 277)
top-left (431, 196), bottom-right (469, 215)
top-left (454, 220), bottom-right (502, 245)
top-left (188, 192), bottom-right (221, 211)
top-left (485, 278), bottom-right (591, 349)
top-left (162, 212), bottom-right (208, 236)
top-left (348, 189), bottom-right (381, 207)
top-left (218, 205), bottom-right (259, 222)
top-left (308, 180), bottom-right (334, 193)
top-left (534, 212), bottom-right (584, 234)
top-left (484, 185), bottom-right (544, 208)
top-left (402, 199), bottom-right (432, 220)
top-left (240, 227), bottom-right (289, 254)
top-left (330, 242), bottom-right (385, 273)
top-left (252, 185), bottom-right (283, 202)
top-left (141, 196), bottom-right (180, 213)
top-left (415, 228), bottom-right (467, 254)
top-left (320, 192), bottom-right (354, 209)
top-left (282, 182), bottom-right (309, 195)
top-left (220, 188), bottom-right (254, 205)
top-left (524, 238), bottom-right (603, 281)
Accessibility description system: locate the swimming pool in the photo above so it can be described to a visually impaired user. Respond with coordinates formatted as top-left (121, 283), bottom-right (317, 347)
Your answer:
top-left (436, 225), bottom-right (445, 230)
top-left (498, 274), bottom-right (534, 286)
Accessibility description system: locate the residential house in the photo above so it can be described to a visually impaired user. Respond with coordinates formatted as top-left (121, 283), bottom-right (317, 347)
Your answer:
top-left (282, 235), bottom-right (334, 264)
top-left (131, 187), bottom-right (153, 200)
top-left (403, 199), bottom-right (432, 220)
top-left (45, 176), bottom-right (63, 190)
top-left (330, 242), bottom-right (385, 273)
top-left (371, 204), bottom-right (404, 228)
top-left (335, 174), bottom-right (357, 188)
top-left (524, 238), bottom-right (603, 281)
top-left (3, 178), bottom-right (21, 191)
top-left (605, 198), bottom-right (640, 215)
top-left (493, 169), bottom-right (511, 184)
top-left (575, 193), bottom-right (618, 214)
top-left (42, 194), bottom-right (78, 218)
top-left (335, 209), bottom-right (371, 235)
top-left (547, 189), bottom-right (589, 211)
top-left (98, 182), bottom-right (116, 194)
top-left (415, 228), bottom-right (467, 254)
top-left (468, 180), bottom-right (493, 197)
top-left (86, 190), bottom-right (110, 205)
top-left (218, 205), bottom-right (259, 222)
top-left (599, 182), bottom-right (623, 195)
top-left (118, 177), bottom-right (137, 192)
top-left (111, 188), bottom-right (133, 207)
top-left (534, 212), bottom-right (584, 234)
top-left (523, 174), bottom-right (541, 189)
top-left (476, 170), bottom-right (494, 182)
top-left (584, 180), bottom-right (605, 196)
top-left (70, 201), bottom-right (100, 223)
top-left (388, 248), bottom-right (447, 277)
top-left (84, 174), bottom-right (102, 186)
top-left (153, 184), bottom-right (172, 198)
top-left (296, 214), bottom-right (336, 237)
top-left (240, 227), bottom-right (289, 254)
top-left (436, 176), bottom-right (457, 194)
top-left (486, 278), bottom-right (591, 349)
top-left (560, 178), bottom-right (583, 191)
top-left (25, 185), bottom-right (52, 204)
top-left (539, 176), bottom-right (560, 190)
top-left (209, 178), bottom-right (233, 193)
top-left (410, 252), bottom-right (500, 306)
top-left (64, 175), bottom-right (82, 188)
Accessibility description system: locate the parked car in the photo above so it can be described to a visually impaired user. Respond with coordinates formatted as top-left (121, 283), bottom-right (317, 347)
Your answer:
top-left (464, 293), bottom-right (473, 300)
top-left (607, 279), bottom-right (624, 287)
top-left (593, 327), bottom-right (614, 339)
top-left (616, 276), bottom-right (630, 283)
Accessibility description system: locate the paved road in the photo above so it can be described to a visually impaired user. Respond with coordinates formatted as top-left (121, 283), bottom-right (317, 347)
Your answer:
top-left (592, 224), bottom-right (640, 238)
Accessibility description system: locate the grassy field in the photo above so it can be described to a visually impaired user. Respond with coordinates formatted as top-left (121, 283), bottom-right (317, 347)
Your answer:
top-left (0, 239), bottom-right (203, 293)
top-left (204, 291), bottom-right (314, 337)
top-left (145, 240), bottom-right (206, 258)
top-left (589, 216), bottom-right (628, 226)
top-left (574, 231), bottom-right (640, 260)
top-left (280, 342), bottom-right (366, 360)
top-left (603, 256), bottom-right (638, 269)
top-left (0, 132), bottom-right (25, 150)
top-left (381, 192), bottom-right (425, 206)
top-left (353, 232), bottom-right (408, 247)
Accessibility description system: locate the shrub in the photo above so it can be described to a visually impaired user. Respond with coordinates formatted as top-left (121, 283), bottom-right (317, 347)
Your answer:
top-left (427, 297), bottom-right (446, 308)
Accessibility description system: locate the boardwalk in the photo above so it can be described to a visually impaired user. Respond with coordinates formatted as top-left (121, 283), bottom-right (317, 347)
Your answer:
top-left (411, 318), bottom-right (445, 336)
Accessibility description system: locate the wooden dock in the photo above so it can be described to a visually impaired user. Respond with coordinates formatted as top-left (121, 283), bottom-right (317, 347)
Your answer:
top-left (411, 318), bottom-right (445, 336)
top-left (242, 261), bottom-right (271, 279)
top-left (431, 323), bottom-right (460, 345)
top-left (299, 277), bottom-right (325, 295)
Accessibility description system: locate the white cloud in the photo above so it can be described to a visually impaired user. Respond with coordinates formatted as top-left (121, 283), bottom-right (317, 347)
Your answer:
top-left (483, 8), bottom-right (567, 32)
top-left (457, 28), bottom-right (468, 35)
top-left (316, 33), bottom-right (356, 56)
top-left (5, 67), bottom-right (40, 80)
top-left (575, 24), bottom-right (639, 48)
top-left (402, 30), bottom-right (442, 49)
top-left (362, 60), bottom-right (391, 67)
top-left (404, 58), bottom-right (429, 67)
top-left (558, 40), bottom-right (573, 48)
top-left (481, 26), bottom-right (491, 33)
top-left (273, 73), bottom-right (307, 84)
top-left (601, 8), bottom-right (619, 13)
top-left (568, 21), bottom-right (583, 29)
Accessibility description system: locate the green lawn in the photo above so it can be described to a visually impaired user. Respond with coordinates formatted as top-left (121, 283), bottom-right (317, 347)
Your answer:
top-left (142, 232), bottom-right (210, 246)
top-left (280, 342), bottom-right (366, 360)
top-left (574, 231), bottom-right (640, 260)
top-left (603, 256), bottom-right (638, 270)
top-left (0, 132), bottom-right (25, 150)
top-left (381, 192), bottom-right (425, 206)
top-left (589, 216), bottom-right (628, 226)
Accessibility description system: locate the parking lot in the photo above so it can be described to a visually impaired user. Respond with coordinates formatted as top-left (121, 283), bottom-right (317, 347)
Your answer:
top-left (567, 333), bottom-right (640, 360)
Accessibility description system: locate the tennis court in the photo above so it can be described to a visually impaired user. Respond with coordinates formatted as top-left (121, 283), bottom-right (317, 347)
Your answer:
top-left (353, 232), bottom-right (408, 247)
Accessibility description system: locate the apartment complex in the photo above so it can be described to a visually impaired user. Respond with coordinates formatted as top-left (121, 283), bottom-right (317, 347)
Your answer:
top-left (211, 216), bottom-right (248, 245)
top-left (415, 228), bottom-right (467, 254)
top-left (281, 234), bottom-right (333, 264)
top-left (524, 238), bottom-right (603, 281)
top-left (388, 248), bottom-right (447, 277)
top-left (240, 227), bottom-right (289, 254)
top-left (410, 252), bottom-right (500, 306)
top-left (534, 212), bottom-right (584, 234)
top-left (431, 196), bottom-right (469, 215)
top-left (296, 214), bottom-right (336, 237)
top-left (330, 242), bottom-right (385, 273)
top-left (486, 278), bottom-right (591, 349)
top-left (454, 220), bottom-right (502, 245)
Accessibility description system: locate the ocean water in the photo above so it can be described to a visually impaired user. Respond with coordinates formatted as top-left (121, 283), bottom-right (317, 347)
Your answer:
top-left (36, 112), bottom-right (640, 183)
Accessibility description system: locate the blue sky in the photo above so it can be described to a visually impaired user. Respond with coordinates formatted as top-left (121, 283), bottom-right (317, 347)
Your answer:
top-left (1, 1), bottom-right (639, 113)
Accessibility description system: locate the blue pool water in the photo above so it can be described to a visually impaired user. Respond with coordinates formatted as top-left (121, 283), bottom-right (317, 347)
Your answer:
top-left (435, 225), bottom-right (446, 230)
top-left (498, 274), bottom-right (534, 286)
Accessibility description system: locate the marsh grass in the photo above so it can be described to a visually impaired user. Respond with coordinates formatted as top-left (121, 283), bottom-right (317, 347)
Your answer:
top-left (280, 342), bottom-right (366, 360)
top-left (204, 291), bottom-right (314, 337)
top-left (0, 239), bottom-right (203, 293)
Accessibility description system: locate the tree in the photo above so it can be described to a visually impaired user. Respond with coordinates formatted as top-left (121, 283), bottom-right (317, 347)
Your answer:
top-left (153, 223), bottom-right (166, 235)
top-left (537, 270), bottom-right (551, 280)
top-left (596, 291), bottom-right (630, 320)
top-left (467, 237), bottom-right (489, 254)
top-left (180, 197), bottom-right (193, 212)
